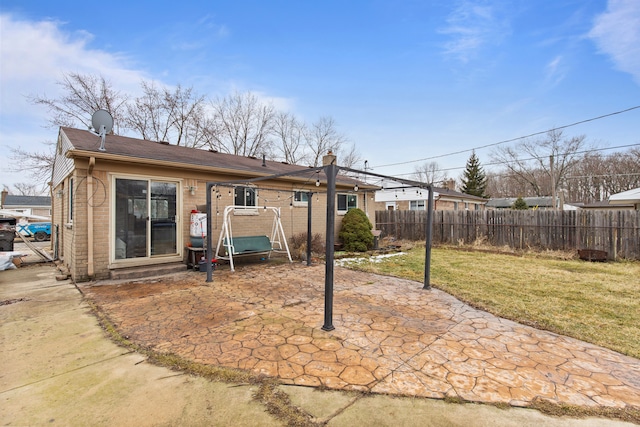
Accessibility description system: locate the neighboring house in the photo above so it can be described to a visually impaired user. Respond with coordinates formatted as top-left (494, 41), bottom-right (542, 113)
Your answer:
top-left (51, 127), bottom-right (375, 282)
top-left (486, 196), bottom-right (560, 210)
top-left (609, 187), bottom-right (640, 210)
top-left (374, 181), bottom-right (487, 211)
top-left (0, 192), bottom-right (52, 219)
top-left (571, 201), bottom-right (635, 210)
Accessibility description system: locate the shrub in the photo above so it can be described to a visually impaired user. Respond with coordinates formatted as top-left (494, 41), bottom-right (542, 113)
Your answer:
top-left (289, 232), bottom-right (324, 259)
top-left (339, 208), bottom-right (374, 252)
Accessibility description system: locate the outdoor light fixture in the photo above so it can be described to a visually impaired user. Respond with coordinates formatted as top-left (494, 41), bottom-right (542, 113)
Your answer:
top-left (354, 184), bottom-right (359, 192)
top-left (316, 179), bottom-right (320, 187)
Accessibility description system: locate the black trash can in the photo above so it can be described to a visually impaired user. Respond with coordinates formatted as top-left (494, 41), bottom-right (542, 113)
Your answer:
top-left (0, 218), bottom-right (17, 252)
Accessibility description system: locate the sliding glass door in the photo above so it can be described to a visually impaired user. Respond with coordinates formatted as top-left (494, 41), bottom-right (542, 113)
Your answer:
top-left (114, 178), bottom-right (177, 260)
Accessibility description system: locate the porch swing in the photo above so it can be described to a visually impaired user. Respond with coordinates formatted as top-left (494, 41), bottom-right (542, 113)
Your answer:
top-left (215, 205), bottom-right (293, 271)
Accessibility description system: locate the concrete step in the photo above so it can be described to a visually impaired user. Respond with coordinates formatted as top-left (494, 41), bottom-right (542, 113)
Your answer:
top-left (109, 262), bottom-right (186, 281)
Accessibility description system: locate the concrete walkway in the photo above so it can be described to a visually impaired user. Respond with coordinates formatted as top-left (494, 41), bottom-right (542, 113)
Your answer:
top-left (1, 263), bottom-right (637, 426)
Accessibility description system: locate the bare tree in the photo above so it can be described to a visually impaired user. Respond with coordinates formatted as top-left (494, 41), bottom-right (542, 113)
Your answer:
top-left (125, 82), bottom-right (208, 147)
top-left (209, 92), bottom-right (275, 157)
top-left (562, 149), bottom-right (640, 203)
top-left (491, 130), bottom-right (588, 197)
top-left (272, 111), bottom-right (307, 164)
top-left (8, 142), bottom-right (56, 195)
top-left (28, 72), bottom-right (128, 134)
top-left (125, 81), bottom-right (168, 141)
top-left (336, 142), bottom-right (362, 169)
top-left (305, 116), bottom-right (348, 167)
top-left (413, 161), bottom-right (448, 185)
top-left (12, 183), bottom-right (42, 196)
top-left (164, 84), bottom-right (207, 147)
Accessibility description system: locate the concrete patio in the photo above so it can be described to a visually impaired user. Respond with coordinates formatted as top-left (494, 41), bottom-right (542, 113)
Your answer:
top-left (79, 262), bottom-right (640, 410)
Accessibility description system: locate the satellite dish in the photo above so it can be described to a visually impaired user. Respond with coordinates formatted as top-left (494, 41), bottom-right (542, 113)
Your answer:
top-left (90, 109), bottom-right (113, 152)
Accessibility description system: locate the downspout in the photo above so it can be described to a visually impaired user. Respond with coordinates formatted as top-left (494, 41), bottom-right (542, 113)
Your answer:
top-left (87, 157), bottom-right (95, 278)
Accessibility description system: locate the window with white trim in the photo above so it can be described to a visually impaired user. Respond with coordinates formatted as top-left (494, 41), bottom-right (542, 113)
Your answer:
top-left (293, 191), bottom-right (310, 207)
top-left (234, 186), bottom-right (256, 207)
top-left (68, 177), bottom-right (74, 222)
top-left (337, 193), bottom-right (357, 214)
top-left (409, 200), bottom-right (425, 211)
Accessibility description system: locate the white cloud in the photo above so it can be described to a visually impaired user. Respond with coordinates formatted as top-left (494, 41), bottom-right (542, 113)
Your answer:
top-left (588, 0), bottom-right (640, 84)
top-left (0, 13), bottom-right (148, 190)
top-left (439, 0), bottom-right (511, 63)
top-left (0, 14), bottom-right (148, 116)
top-left (544, 55), bottom-right (567, 86)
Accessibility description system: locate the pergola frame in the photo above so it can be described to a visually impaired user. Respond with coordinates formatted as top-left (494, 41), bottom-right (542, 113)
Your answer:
top-left (204, 162), bottom-right (434, 331)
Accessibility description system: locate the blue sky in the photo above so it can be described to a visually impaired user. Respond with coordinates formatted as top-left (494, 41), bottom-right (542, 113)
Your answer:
top-left (1, 0), bottom-right (639, 191)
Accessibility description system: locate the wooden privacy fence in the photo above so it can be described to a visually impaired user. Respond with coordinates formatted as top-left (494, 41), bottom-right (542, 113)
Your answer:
top-left (375, 209), bottom-right (640, 260)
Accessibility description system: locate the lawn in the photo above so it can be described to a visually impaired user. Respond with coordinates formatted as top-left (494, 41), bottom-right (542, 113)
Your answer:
top-left (340, 246), bottom-right (640, 359)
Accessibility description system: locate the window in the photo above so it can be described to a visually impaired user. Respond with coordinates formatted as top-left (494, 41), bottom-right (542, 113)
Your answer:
top-left (337, 193), bottom-right (357, 214)
top-left (68, 177), bottom-right (74, 222)
top-left (113, 178), bottom-right (178, 260)
top-left (234, 186), bottom-right (256, 207)
top-left (410, 200), bottom-right (425, 211)
top-left (453, 201), bottom-right (459, 211)
top-left (293, 191), bottom-right (310, 206)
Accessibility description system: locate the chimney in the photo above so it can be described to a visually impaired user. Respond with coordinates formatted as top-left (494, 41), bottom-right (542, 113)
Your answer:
top-left (322, 150), bottom-right (337, 166)
top-left (1, 189), bottom-right (7, 208)
top-left (444, 179), bottom-right (456, 191)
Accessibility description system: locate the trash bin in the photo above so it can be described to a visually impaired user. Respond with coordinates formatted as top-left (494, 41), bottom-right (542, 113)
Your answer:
top-left (198, 257), bottom-right (218, 272)
top-left (0, 218), bottom-right (17, 251)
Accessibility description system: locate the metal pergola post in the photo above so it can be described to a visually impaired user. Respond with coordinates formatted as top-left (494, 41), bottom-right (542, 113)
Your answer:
top-left (322, 163), bottom-right (337, 331)
top-left (306, 191), bottom-right (313, 266)
top-left (206, 183), bottom-right (214, 283)
top-left (423, 185), bottom-right (433, 290)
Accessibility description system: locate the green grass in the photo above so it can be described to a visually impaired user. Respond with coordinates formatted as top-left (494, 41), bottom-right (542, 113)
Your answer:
top-left (342, 246), bottom-right (640, 359)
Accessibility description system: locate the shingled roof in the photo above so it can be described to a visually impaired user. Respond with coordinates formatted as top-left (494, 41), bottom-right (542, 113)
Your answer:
top-left (61, 127), bottom-right (370, 188)
top-left (2, 195), bottom-right (51, 207)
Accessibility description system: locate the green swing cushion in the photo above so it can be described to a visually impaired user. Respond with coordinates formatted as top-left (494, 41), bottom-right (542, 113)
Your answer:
top-left (223, 235), bottom-right (272, 255)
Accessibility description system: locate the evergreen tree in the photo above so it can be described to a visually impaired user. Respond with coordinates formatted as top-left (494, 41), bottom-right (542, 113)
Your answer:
top-left (512, 197), bottom-right (529, 210)
top-left (460, 151), bottom-right (488, 198)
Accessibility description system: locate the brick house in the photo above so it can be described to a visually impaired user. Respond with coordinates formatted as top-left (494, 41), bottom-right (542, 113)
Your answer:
top-left (374, 180), bottom-right (487, 211)
top-left (51, 127), bottom-right (375, 282)
top-left (0, 192), bottom-right (52, 219)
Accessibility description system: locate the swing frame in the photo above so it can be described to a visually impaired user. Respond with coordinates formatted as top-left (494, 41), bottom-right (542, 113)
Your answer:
top-left (215, 205), bottom-right (293, 271)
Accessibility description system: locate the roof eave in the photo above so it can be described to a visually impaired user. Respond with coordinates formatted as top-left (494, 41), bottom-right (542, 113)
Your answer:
top-left (65, 149), bottom-right (371, 188)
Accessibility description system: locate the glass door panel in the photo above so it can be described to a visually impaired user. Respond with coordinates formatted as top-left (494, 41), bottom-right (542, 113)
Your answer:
top-left (115, 179), bottom-right (148, 259)
top-left (150, 182), bottom-right (177, 256)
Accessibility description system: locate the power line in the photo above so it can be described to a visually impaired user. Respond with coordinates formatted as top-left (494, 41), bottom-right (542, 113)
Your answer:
top-left (373, 105), bottom-right (640, 169)
top-left (390, 142), bottom-right (640, 178)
